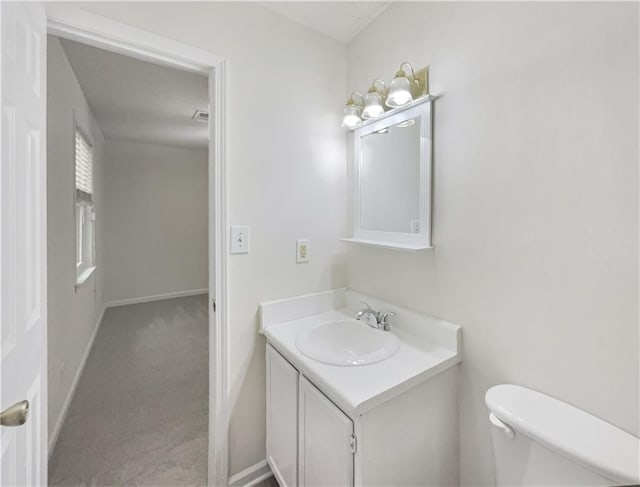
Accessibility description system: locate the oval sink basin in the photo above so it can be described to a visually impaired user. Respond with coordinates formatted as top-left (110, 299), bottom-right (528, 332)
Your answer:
top-left (295, 320), bottom-right (400, 366)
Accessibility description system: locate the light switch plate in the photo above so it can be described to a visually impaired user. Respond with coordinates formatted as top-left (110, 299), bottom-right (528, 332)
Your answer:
top-left (230, 225), bottom-right (250, 254)
top-left (296, 239), bottom-right (310, 263)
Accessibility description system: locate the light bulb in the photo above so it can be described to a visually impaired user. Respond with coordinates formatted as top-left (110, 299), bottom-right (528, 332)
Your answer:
top-left (386, 72), bottom-right (413, 108)
top-left (341, 104), bottom-right (362, 129)
top-left (362, 91), bottom-right (385, 119)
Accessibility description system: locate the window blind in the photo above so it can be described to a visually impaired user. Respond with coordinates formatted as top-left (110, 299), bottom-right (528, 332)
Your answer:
top-left (75, 130), bottom-right (93, 203)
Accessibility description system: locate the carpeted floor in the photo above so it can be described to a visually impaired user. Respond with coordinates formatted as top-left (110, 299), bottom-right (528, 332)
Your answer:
top-left (255, 476), bottom-right (279, 487)
top-left (49, 295), bottom-right (209, 486)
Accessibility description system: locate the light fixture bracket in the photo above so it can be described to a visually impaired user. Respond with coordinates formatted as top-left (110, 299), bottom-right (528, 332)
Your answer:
top-left (368, 78), bottom-right (388, 98)
top-left (346, 91), bottom-right (365, 107)
top-left (409, 67), bottom-right (429, 100)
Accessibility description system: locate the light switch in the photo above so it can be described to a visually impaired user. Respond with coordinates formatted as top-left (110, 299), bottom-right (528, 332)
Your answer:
top-left (230, 225), bottom-right (250, 254)
top-left (296, 239), bottom-right (310, 263)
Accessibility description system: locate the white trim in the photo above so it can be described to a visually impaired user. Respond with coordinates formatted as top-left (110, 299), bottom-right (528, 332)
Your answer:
top-left (48, 306), bottom-right (105, 456)
top-left (351, 98), bottom-right (433, 249)
top-left (340, 237), bottom-right (432, 252)
top-left (45, 7), bottom-right (222, 73)
top-left (209, 61), bottom-right (230, 486)
top-left (346, 94), bottom-right (434, 131)
top-left (104, 289), bottom-right (209, 309)
top-left (243, 472), bottom-right (274, 487)
top-left (45, 9), bottom-right (229, 486)
top-left (228, 460), bottom-right (273, 487)
top-left (268, 458), bottom-right (288, 487)
top-left (74, 265), bottom-right (96, 288)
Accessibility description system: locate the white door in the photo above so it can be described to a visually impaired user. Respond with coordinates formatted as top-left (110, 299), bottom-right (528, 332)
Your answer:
top-left (0, 2), bottom-right (47, 486)
top-left (266, 345), bottom-right (298, 487)
top-left (299, 376), bottom-right (354, 487)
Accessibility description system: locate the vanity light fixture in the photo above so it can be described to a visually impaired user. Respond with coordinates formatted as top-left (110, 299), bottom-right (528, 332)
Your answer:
top-left (341, 91), bottom-right (365, 129)
top-left (362, 79), bottom-right (387, 120)
top-left (386, 62), bottom-right (428, 108)
top-left (342, 62), bottom-right (428, 129)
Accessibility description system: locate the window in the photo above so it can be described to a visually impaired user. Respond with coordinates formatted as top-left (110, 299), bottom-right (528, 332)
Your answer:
top-left (75, 129), bottom-right (95, 285)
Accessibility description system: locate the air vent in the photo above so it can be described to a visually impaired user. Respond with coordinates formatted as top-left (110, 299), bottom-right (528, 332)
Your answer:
top-left (192, 110), bottom-right (209, 123)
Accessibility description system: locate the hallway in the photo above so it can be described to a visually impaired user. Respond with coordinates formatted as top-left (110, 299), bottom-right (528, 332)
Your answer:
top-left (49, 295), bottom-right (209, 486)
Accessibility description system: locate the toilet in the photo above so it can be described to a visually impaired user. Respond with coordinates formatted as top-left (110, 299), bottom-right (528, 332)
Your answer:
top-left (485, 384), bottom-right (640, 486)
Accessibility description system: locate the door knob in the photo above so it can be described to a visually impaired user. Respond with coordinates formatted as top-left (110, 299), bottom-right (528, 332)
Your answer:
top-left (1, 400), bottom-right (29, 427)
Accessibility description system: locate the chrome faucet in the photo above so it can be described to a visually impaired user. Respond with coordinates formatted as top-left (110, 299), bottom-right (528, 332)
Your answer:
top-left (355, 302), bottom-right (396, 331)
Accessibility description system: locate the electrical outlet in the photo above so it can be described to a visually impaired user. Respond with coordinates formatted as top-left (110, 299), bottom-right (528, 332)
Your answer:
top-left (411, 220), bottom-right (421, 233)
top-left (230, 225), bottom-right (250, 254)
top-left (296, 239), bottom-right (310, 263)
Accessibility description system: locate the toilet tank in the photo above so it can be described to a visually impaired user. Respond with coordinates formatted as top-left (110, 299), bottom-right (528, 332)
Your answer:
top-left (485, 385), bottom-right (640, 487)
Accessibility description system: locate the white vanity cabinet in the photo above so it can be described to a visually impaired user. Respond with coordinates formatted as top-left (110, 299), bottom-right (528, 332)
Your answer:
top-left (298, 376), bottom-right (354, 487)
top-left (267, 345), bottom-right (355, 487)
top-left (266, 344), bottom-right (458, 487)
top-left (261, 289), bottom-right (462, 487)
top-left (266, 344), bottom-right (300, 487)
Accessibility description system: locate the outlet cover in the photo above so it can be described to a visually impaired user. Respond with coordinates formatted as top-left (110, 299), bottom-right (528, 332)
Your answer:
top-left (296, 239), bottom-right (310, 263)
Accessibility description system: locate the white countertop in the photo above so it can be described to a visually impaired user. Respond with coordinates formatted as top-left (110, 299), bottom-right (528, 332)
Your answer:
top-left (260, 289), bottom-right (462, 416)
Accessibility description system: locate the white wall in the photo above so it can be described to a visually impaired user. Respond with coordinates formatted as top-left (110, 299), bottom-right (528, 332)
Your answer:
top-left (103, 139), bottom-right (208, 303)
top-left (347, 2), bottom-right (639, 485)
top-left (47, 35), bottom-right (106, 448)
top-left (67, 2), bottom-right (348, 476)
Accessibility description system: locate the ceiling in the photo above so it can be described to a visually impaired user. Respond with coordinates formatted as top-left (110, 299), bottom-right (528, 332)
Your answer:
top-left (260, 2), bottom-right (392, 43)
top-left (58, 3), bottom-right (391, 148)
top-left (60, 38), bottom-right (209, 150)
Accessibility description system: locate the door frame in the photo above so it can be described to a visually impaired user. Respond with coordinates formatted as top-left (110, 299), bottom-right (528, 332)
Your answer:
top-left (45, 7), bottom-right (229, 486)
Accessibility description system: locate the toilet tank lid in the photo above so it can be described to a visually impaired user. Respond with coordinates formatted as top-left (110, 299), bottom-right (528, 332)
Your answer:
top-left (485, 384), bottom-right (640, 484)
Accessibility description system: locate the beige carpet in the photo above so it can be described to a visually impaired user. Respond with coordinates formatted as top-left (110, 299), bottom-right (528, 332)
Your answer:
top-left (49, 295), bottom-right (209, 486)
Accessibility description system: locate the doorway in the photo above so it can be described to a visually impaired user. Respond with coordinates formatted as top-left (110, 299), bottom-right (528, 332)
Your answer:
top-left (46, 34), bottom-right (210, 485)
top-left (0, 5), bottom-right (229, 486)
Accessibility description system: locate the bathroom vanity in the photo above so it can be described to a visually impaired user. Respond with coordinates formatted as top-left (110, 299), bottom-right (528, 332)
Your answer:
top-left (260, 289), bottom-right (462, 487)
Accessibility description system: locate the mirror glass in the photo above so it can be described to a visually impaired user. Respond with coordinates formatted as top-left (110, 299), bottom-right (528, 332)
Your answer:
top-left (359, 116), bottom-right (421, 233)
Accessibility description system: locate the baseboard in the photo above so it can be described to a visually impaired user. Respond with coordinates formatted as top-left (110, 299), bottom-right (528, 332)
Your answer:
top-left (104, 288), bottom-right (209, 309)
top-left (48, 305), bottom-right (105, 457)
top-left (229, 459), bottom-right (273, 487)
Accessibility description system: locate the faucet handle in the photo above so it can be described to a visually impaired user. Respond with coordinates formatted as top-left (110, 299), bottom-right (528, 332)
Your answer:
top-left (380, 311), bottom-right (396, 330)
top-left (359, 301), bottom-right (374, 310)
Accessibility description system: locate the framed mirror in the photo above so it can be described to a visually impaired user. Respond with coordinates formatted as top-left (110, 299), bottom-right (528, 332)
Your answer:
top-left (346, 98), bottom-right (432, 251)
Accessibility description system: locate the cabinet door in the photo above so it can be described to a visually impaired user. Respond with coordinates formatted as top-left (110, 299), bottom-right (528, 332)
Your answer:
top-left (299, 376), bottom-right (354, 487)
top-left (266, 345), bottom-right (299, 487)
